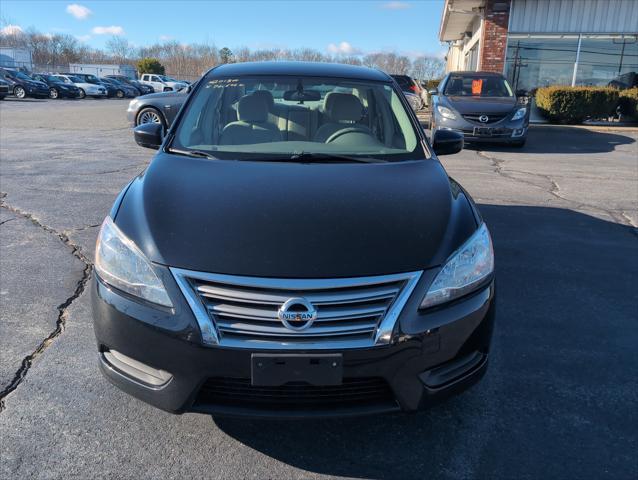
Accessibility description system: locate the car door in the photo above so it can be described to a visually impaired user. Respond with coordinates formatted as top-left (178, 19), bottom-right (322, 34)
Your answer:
top-left (150, 75), bottom-right (165, 91)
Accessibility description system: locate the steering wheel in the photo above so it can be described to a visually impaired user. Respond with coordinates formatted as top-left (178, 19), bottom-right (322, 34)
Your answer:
top-left (325, 126), bottom-right (372, 143)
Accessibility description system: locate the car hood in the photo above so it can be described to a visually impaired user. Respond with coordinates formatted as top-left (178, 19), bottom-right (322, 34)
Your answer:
top-left (445, 96), bottom-right (517, 114)
top-left (114, 154), bottom-right (477, 278)
top-left (138, 91), bottom-right (186, 100)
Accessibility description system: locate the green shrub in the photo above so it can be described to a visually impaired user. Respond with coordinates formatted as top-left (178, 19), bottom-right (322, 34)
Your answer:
top-left (535, 86), bottom-right (619, 124)
top-left (137, 57), bottom-right (165, 75)
top-left (617, 88), bottom-right (638, 119)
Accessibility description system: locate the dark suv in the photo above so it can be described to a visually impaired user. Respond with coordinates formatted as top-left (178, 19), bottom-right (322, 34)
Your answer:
top-left (0, 68), bottom-right (50, 99)
top-left (391, 74), bottom-right (425, 111)
top-left (92, 62), bottom-right (494, 418)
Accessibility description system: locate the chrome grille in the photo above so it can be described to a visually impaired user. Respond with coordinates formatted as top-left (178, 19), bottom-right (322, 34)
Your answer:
top-left (462, 113), bottom-right (507, 124)
top-left (171, 268), bottom-right (421, 349)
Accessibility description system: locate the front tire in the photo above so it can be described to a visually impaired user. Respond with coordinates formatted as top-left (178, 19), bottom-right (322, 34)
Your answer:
top-left (116, 89), bottom-right (124, 99)
top-left (49, 88), bottom-right (59, 99)
top-left (136, 107), bottom-right (166, 131)
top-left (78, 88), bottom-right (86, 99)
top-left (14, 86), bottom-right (26, 99)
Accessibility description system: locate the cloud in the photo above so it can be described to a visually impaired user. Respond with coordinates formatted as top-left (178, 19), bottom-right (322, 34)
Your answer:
top-left (75, 34), bottom-right (91, 42)
top-left (159, 35), bottom-right (174, 41)
top-left (327, 41), bottom-right (361, 56)
top-left (0, 24), bottom-right (23, 35)
top-left (66, 4), bottom-right (92, 20)
top-left (92, 25), bottom-right (124, 35)
top-left (381, 1), bottom-right (411, 9)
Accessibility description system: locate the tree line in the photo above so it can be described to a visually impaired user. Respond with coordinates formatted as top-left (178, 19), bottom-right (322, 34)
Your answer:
top-left (0, 27), bottom-right (444, 81)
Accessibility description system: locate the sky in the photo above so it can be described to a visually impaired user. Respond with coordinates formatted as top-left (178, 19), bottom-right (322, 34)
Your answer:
top-left (0, 0), bottom-right (446, 59)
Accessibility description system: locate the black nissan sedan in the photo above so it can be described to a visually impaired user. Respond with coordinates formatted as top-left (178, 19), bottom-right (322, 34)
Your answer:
top-left (92, 62), bottom-right (495, 418)
top-left (430, 71), bottom-right (529, 147)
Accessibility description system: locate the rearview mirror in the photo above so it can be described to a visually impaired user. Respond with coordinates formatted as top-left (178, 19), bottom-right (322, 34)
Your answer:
top-left (283, 89), bottom-right (321, 102)
top-left (134, 122), bottom-right (163, 150)
top-left (432, 130), bottom-right (463, 156)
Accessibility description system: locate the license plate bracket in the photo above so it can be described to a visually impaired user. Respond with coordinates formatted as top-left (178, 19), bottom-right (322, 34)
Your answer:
top-left (473, 127), bottom-right (493, 136)
top-left (251, 354), bottom-right (343, 386)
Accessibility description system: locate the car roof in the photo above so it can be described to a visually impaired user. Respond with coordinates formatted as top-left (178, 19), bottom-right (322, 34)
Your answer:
top-left (206, 61), bottom-right (391, 82)
top-left (447, 71), bottom-right (505, 77)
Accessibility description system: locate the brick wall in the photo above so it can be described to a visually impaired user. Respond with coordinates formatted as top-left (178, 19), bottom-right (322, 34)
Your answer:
top-left (479, 0), bottom-right (511, 72)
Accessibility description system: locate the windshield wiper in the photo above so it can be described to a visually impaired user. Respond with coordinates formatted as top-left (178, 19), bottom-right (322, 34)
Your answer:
top-left (167, 148), bottom-right (217, 160)
top-left (289, 152), bottom-right (387, 163)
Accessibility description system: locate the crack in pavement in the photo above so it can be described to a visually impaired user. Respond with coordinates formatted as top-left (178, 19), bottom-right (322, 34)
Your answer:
top-left (0, 193), bottom-right (93, 412)
top-left (69, 223), bottom-right (101, 233)
top-left (0, 217), bottom-right (17, 226)
top-left (475, 150), bottom-right (638, 234)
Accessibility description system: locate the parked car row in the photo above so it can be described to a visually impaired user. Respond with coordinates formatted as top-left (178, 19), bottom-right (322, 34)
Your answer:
top-left (0, 67), bottom-right (191, 100)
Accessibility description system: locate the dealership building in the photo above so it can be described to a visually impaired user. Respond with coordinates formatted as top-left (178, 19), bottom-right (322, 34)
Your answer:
top-left (439, 0), bottom-right (638, 91)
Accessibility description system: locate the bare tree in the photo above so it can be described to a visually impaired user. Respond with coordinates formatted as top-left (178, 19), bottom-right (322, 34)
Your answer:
top-left (106, 36), bottom-right (133, 63)
top-left (411, 56), bottom-right (445, 81)
top-left (1, 24), bottom-right (443, 82)
top-left (363, 52), bottom-right (410, 74)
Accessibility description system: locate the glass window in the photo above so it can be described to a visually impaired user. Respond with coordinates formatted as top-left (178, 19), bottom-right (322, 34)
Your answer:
top-left (444, 73), bottom-right (513, 97)
top-left (505, 36), bottom-right (579, 91)
top-left (466, 44), bottom-right (479, 71)
top-left (575, 36), bottom-right (638, 87)
top-left (172, 75), bottom-right (424, 162)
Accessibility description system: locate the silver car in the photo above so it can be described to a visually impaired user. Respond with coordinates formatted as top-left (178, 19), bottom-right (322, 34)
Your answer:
top-left (429, 71), bottom-right (529, 148)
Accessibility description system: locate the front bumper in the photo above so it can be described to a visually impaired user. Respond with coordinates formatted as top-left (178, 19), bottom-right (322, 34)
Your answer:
top-left (126, 105), bottom-right (137, 126)
top-left (434, 113), bottom-right (528, 143)
top-left (92, 272), bottom-right (495, 418)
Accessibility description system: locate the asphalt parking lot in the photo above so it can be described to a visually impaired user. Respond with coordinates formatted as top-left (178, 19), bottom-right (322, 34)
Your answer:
top-left (1, 98), bottom-right (637, 479)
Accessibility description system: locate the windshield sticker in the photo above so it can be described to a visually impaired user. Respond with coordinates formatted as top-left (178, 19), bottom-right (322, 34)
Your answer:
top-left (471, 79), bottom-right (483, 95)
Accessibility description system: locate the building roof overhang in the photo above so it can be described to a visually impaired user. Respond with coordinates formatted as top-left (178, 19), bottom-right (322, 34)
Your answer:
top-left (439, 0), bottom-right (485, 42)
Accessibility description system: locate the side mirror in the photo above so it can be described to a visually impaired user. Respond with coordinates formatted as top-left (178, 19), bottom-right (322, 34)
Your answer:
top-left (134, 122), bottom-right (163, 150)
top-left (428, 89), bottom-right (438, 96)
top-left (432, 129), bottom-right (463, 156)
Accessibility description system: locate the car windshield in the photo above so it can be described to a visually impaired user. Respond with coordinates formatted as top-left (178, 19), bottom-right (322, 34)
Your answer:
top-left (172, 75), bottom-right (423, 162)
top-left (68, 76), bottom-right (82, 83)
top-left (13, 71), bottom-right (33, 81)
top-left (46, 75), bottom-right (63, 83)
top-left (444, 74), bottom-right (514, 97)
top-left (159, 75), bottom-right (178, 82)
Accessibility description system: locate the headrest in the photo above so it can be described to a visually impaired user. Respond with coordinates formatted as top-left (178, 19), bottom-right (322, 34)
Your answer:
top-left (324, 92), bottom-right (363, 122)
top-left (237, 94), bottom-right (269, 123)
top-left (251, 89), bottom-right (274, 109)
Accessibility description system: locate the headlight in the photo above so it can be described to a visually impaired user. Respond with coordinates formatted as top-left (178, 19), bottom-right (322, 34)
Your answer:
top-left (420, 223), bottom-right (494, 309)
top-left (437, 105), bottom-right (457, 120)
top-left (511, 107), bottom-right (527, 121)
top-left (95, 217), bottom-right (173, 307)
